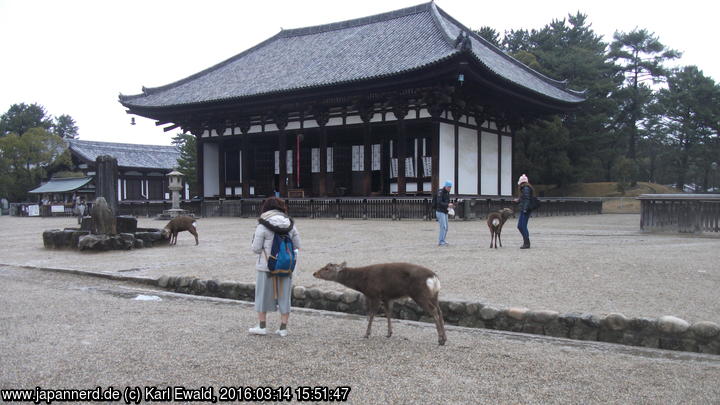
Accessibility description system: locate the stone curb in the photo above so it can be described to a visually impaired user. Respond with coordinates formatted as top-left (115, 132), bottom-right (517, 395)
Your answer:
top-left (12, 265), bottom-right (720, 356)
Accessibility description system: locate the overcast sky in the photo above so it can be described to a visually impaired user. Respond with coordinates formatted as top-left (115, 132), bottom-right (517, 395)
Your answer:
top-left (1, 0), bottom-right (718, 146)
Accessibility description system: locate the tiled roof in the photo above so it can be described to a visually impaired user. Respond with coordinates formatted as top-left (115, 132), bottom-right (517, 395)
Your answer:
top-left (29, 177), bottom-right (93, 194)
top-left (119, 3), bottom-right (584, 109)
top-left (68, 139), bottom-right (180, 170)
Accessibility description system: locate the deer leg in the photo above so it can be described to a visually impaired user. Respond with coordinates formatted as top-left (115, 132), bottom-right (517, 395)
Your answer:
top-left (414, 295), bottom-right (447, 346)
top-left (188, 227), bottom-right (199, 245)
top-left (497, 229), bottom-right (502, 248)
top-left (382, 300), bottom-right (394, 338)
top-left (416, 296), bottom-right (447, 346)
top-left (489, 231), bottom-right (494, 248)
top-left (365, 298), bottom-right (380, 338)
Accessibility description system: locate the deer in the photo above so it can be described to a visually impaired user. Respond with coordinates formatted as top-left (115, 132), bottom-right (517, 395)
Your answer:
top-left (313, 262), bottom-right (447, 345)
top-left (487, 207), bottom-right (513, 248)
top-left (161, 216), bottom-right (198, 245)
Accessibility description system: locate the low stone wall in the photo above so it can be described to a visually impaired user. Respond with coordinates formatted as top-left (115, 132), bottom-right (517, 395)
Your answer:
top-left (158, 275), bottom-right (720, 355)
top-left (43, 228), bottom-right (166, 250)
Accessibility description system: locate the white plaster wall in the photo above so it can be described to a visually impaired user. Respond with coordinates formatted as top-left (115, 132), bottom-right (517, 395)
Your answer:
top-left (203, 143), bottom-right (219, 197)
top-left (286, 121), bottom-right (301, 130)
top-left (458, 126), bottom-right (478, 195)
top-left (345, 115), bottom-right (362, 125)
top-left (439, 123), bottom-right (455, 187)
top-left (303, 120), bottom-right (319, 129)
top-left (501, 136), bottom-right (512, 196)
top-left (327, 117), bottom-right (343, 126)
top-left (481, 132), bottom-right (498, 195)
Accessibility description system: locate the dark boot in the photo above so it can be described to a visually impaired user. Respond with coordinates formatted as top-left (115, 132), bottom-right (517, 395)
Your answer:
top-left (520, 237), bottom-right (530, 249)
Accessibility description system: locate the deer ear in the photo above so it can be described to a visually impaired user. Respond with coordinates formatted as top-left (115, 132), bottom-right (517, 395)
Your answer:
top-left (339, 261), bottom-right (347, 269)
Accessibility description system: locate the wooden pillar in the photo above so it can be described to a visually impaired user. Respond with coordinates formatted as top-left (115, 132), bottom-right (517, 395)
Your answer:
top-left (381, 137), bottom-right (389, 195)
top-left (497, 127), bottom-right (502, 196)
top-left (240, 121), bottom-right (251, 198)
top-left (195, 135), bottom-right (204, 199)
top-left (274, 112), bottom-right (289, 197)
top-left (314, 107), bottom-right (330, 197)
top-left (477, 125), bottom-right (482, 196)
top-left (454, 124), bottom-right (459, 196)
top-left (417, 135), bottom-right (424, 194)
top-left (451, 107), bottom-right (462, 197)
top-left (319, 128), bottom-right (328, 197)
top-left (218, 139), bottom-right (226, 198)
top-left (360, 106), bottom-right (373, 196)
top-left (397, 120), bottom-right (406, 196)
top-left (392, 101), bottom-right (408, 196)
top-left (278, 132), bottom-right (287, 197)
top-left (431, 124), bottom-right (440, 195)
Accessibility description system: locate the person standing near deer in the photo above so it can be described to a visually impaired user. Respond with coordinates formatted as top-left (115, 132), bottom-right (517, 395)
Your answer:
top-left (515, 174), bottom-right (533, 249)
top-left (249, 196), bottom-right (301, 337)
top-left (435, 180), bottom-right (455, 246)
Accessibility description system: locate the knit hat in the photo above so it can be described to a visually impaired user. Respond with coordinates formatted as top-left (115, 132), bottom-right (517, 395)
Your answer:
top-left (517, 174), bottom-right (529, 185)
top-left (444, 180), bottom-right (453, 188)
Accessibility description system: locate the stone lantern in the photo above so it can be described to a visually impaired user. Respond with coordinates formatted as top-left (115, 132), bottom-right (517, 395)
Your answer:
top-left (166, 170), bottom-right (185, 218)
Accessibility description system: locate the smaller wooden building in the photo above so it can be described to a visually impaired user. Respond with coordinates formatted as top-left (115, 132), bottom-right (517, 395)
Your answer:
top-left (67, 139), bottom-right (184, 201)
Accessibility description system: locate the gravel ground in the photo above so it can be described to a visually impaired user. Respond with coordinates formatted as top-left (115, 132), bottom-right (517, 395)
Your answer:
top-left (1, 214), bottom-right (719, 323)
top-left (1, 266), bottom-right (719, 404)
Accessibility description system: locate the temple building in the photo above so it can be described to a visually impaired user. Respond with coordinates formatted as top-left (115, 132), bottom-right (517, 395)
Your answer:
top-left (66, 139), bottom-right (183, 201)
top-left (120, 2), bottom-right (584, 199)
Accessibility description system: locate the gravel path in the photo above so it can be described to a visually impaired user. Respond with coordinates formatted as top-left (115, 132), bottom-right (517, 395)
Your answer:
top-left (1, 214), bottom-right (719, 323)
top-left (1, 266), bottom-right (718, 404)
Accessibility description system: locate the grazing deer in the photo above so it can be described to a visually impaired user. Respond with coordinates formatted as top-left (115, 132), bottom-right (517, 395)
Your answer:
top-left (313, 262), bottom-right (447, 345)
top-left (487, 208), bottom-right (513, 248)
top-left (162, 216), bottom-right (198, 245)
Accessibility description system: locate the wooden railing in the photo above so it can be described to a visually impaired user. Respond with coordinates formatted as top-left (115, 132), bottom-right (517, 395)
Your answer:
top-left (197, 197), bottom-right (602, 220)
top-left (117, 200), bottom-right (202, 218)
top-left (639, 194), bottom-right (720, 233)
top-left (10, 198), bottom-right (603, 221)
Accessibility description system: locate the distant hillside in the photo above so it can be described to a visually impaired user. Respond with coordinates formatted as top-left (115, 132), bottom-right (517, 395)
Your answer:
top-left (535, 182), bottom-right (679, 198)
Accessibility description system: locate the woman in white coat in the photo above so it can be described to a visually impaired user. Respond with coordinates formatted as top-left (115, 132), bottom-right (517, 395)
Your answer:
top-left (249, 197), bottom-right (301, 337)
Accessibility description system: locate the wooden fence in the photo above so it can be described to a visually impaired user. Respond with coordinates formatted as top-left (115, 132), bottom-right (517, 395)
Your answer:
top-left (117, 201), bottom-right (202, 218)
top-left (197, 197), bottom-right (602, 220)
top-left (639, 194), bottom-right (720, 233)
top-left (9, 198), bottom-right (603, 220)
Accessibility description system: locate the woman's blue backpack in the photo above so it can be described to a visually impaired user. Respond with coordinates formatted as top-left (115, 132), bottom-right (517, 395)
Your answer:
top-left (267, 234), bottom-right (296, 277)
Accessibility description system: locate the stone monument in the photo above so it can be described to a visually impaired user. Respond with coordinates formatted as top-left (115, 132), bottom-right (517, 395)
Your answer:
top-left (95, 155), bottom-right (118, 215)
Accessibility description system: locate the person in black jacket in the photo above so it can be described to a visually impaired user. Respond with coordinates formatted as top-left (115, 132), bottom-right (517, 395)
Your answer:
top-left (515, 174), bottom-right (533, 249)
top-left (435, 181), bottom-right (455, 246)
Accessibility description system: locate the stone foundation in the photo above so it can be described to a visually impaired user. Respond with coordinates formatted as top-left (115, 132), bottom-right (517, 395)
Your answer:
top-left (157, 275), bottom-right (720, 355)
top-left (43, 227), bottom-right (167, 251)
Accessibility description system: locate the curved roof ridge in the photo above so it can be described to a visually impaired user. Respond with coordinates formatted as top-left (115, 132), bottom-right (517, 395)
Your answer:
top-left (431, 5), bottom-right (586, 97)
top-left (69, 139), bottom-right (178, 150)
top-left (119, 33), bottom-right (285, 102)
top-left (279, 3), bottom-right (432, 38)
top-left (120, 3), bottom-right (436, 103)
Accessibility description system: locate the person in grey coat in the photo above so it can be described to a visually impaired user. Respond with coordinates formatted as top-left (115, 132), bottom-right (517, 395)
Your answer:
top-left (249, 197), bottom-right (301, 337)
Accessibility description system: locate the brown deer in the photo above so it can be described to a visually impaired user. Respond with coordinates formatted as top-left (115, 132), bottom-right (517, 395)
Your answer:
top-left (487, 208), bottom-right (513, 248)
top-left (162, 216), bottom-right (198, 245)
top-left (313, 262), bottom-right (447, 345)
